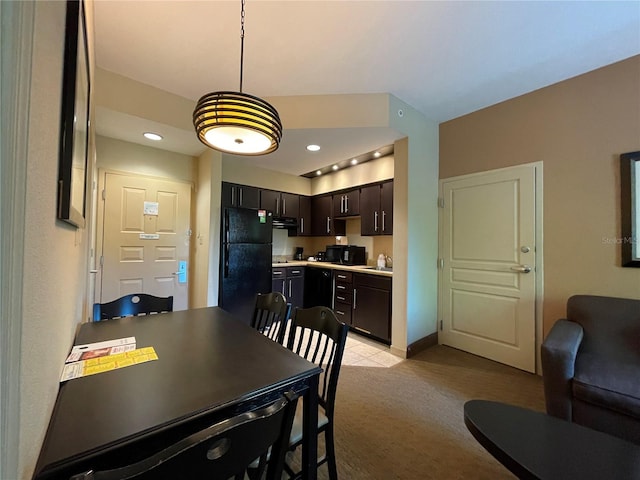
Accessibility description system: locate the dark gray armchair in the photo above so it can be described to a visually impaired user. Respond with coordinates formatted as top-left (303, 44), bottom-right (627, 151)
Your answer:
top-left (541, 295), bottom-right (640, 444)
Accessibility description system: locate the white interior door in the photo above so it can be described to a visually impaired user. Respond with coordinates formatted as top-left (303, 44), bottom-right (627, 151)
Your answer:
top-left (98, 171), bottom-right (192, 311)
top-left (439, 164), bottom-right (538, 372)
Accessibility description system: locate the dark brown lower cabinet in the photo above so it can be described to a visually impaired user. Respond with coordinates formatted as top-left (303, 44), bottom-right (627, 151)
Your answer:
top-left (352, 273), bottom-right (392, 344)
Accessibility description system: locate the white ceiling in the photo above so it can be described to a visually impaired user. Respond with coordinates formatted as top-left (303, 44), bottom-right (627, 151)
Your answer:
top-left (93, 0), bottom-right (640, 175)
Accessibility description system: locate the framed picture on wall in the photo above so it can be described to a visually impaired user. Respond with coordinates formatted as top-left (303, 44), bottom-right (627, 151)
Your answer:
top-left (58, 0), bottom-right (90, 228)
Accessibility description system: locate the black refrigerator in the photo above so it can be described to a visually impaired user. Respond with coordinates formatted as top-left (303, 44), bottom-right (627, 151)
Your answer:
top-left (219, 207), bottom-right (273, 323)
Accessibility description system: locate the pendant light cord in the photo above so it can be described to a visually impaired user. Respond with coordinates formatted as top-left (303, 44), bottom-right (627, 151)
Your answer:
top-left (239, 0), bottom-right (245, 93)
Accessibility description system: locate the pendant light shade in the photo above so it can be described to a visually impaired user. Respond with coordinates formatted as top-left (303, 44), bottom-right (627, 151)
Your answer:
top-left (193, 0), bottom-right (282, 156)
top-left (193, 91), bottom-right (282, 155)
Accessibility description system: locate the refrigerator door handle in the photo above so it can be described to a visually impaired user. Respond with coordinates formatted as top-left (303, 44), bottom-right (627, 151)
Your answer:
top-left (224, 209), bottom-right (230, 244)
top-left (224, 244), bottom-right (230, 277)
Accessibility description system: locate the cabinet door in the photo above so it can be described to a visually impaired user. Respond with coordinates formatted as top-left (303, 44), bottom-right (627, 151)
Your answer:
top-left (298, 195), bottom-right (311, 236)
top-left (260, 189), bottom-right (281, 216)
top-left (281, 192), bottom-right (299, 218)
top-left (359, 184), bottom-right (380, 235)
top-left (236, 185), bottom-right (260, 208)
top-left (221, 182), bottom-right (237, 208)
top-left (353, 274), bottom-right (391, 343)
top-left (380, 181), bottom-right (393, 234)
top-left (311, 195), bottom-right (332, 235)
top-left (344, 189), bottom-right (360, 216)
top-left (287, 276), bottom-right (305, 311)
top-left (272, 278), bottom-right (286, 296)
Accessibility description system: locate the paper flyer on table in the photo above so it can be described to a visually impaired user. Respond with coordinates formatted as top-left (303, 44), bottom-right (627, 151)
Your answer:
top-left (61, 347), bottom-right (159, 382)
top-left (66, 337), bottom-right (136, 363)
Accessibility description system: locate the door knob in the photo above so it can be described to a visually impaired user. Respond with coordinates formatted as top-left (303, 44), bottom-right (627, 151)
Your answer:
top-left (511, 265), bottom-right (532, 273)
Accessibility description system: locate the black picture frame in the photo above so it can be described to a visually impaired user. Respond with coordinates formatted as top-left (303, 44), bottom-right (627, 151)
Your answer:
top-left (621, 150), bottom-right (640, 267)
top-left (58, 0), bottom-right (90, 228)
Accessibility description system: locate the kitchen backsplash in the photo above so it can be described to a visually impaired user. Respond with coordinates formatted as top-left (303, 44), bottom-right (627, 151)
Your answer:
top-left (272, 217), bottom-right (393, 265)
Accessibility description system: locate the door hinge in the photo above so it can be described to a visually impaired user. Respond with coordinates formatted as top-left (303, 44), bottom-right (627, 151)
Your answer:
top-left (440, 320), bottom-right (443, 331)
top-left (438, 197), bottom-right (445, 208)
top-left (99, 255), bottom-right (104, 267)
top-left (101, 189), bottom-right (106, 200)
top-left (438, 258), bottom-right (444, 269)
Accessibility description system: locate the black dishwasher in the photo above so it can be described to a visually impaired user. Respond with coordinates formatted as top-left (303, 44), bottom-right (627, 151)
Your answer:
top-left (304, 267), bottom-right (333, 308)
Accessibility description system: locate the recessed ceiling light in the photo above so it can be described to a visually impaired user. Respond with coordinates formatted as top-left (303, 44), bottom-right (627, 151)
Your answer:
top-left (143, 132), bottom-right (163, 141)
top-left (350, 159), bottom-right (358, 165)
top-left (373, 151), bottom-right (381, 158)
top-left (306, 144), bottom-right (321, 152)
top-left (332, 165), bottom-right (339, 171)
top-left (316, 170), bottom-right (322, 176)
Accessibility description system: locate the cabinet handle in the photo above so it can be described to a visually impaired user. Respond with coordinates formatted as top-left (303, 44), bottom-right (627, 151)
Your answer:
top-left (291, 270), bottom-right (300, 274)
top-left (345, 195), bottom-right (348, 213)
top-left (300, 217), bottom-right (304, 233)
top-left (337, 295), bottom-right (346, 301)
top-left (282, 196), bottom-right (286, 215)
top-left (288, 279), bottom-right (292, 297)
top-left (336, 310), bottom-right (345, 316)
top-left (326, 216), bottom-right (330, 234)
top-left (273, 271), bottom-right (283, 275)
top-left (337, 274), bottom-right (346, 279)
top-left (276, 197), bottom-right (280, 215)
top-left (231, 186), bottom-right (236, 206)
top-left (353, 289), bottom-right (357, 309)
top-left (382, 211), bottom-right (386, 232)
top-left (239, 187), bottom-right (243, 206)
top-left (282, 282), bottom-right (285, 295)
top-left (374, 211), bottom-right (378, 232)
top-left (337, 285), bottom-right (346, 290)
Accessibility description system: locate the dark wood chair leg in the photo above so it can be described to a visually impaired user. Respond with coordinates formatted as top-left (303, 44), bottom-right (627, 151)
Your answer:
top-left (325, 425), bottom-right (338, 480)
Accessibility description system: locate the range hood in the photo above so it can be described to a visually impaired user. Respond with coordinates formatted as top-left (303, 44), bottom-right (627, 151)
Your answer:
top-left (272, 217), bottom-right (298, 229)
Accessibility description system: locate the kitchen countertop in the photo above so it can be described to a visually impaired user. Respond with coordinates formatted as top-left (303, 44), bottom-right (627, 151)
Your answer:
top-left (271, 261), bottom-right (392, 277)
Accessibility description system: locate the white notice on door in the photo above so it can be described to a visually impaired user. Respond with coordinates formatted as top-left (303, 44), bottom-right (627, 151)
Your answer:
top-left (144, 201), bottom-right (159, 216)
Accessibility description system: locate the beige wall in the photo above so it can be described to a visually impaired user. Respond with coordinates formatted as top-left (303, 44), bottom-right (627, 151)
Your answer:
top-left (18, 1), bottom-right (97, 478)
top-left (440, 55), bottom-right (640, 338)
top-left (96, 135), bottom-right (196, 183)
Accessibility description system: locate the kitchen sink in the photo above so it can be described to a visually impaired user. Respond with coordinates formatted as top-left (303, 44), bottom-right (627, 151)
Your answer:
top-left (362, 266), bottom-right (393, 272)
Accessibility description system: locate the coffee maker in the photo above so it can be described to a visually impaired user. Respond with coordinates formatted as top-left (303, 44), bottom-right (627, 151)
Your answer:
top-left (294, 247), bottom-right (304, 261)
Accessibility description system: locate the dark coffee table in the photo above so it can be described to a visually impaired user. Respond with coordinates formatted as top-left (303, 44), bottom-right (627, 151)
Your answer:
top-left (464, 400), bottom-right (640, 480)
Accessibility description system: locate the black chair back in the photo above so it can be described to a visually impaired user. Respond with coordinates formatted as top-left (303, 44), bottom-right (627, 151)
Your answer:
top-left (93, 294), bottom-right (173, 322)
top-left (251, 292), bottom-right (291, 345)
top-left (69, 391), bottom-right (298, 480)
top-left (286, 306), bottom-right (348, 418)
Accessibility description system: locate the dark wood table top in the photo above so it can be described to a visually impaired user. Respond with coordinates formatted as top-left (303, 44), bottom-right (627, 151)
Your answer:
top-left (34, 307), bottom-right (320, 479)
top-left (464, 400), bottom-right (640, 480)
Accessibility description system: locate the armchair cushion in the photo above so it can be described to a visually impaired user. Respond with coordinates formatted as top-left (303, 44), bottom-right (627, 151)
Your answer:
top-left (574, 353), bottom-right (640, 419)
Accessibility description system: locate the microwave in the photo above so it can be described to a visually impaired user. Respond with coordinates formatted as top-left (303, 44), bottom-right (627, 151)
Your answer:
top-left (325, 245), bottom-right (366, 265)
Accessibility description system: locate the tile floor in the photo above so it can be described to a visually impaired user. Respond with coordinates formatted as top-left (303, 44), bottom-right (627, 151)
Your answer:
top-left (342, 332), bottom-right (404, 368)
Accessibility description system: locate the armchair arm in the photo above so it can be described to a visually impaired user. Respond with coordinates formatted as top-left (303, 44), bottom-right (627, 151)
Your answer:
top-left (541, 319), bottom-right (584, 420)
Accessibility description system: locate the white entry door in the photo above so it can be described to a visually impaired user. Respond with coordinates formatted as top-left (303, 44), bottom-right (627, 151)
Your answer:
top-left (98, 171), bottom-right (192, 311)
top-left (439, 164), bottom-right (538, 372)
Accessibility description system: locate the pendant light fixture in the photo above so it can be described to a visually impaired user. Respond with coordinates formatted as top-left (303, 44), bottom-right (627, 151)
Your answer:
top-left (193, 0), bottom-right (282, 155)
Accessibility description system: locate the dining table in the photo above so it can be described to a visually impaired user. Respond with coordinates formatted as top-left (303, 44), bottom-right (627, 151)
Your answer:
top-left (33, 306), bottom-right (322, 480)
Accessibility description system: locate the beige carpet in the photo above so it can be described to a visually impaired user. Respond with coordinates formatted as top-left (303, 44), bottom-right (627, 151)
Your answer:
top-left (289, 344), bottom-right (546, 480)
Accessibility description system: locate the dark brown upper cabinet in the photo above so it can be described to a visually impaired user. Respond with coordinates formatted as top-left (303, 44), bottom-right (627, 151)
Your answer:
top-left (221, 182), bottom-right (260, 209)
top-left (260, 189), bottom-right (299, 218)
top-left (332, 189), bottom-right (360, 217)
top-left (360, 181), bottom-right (393, 236)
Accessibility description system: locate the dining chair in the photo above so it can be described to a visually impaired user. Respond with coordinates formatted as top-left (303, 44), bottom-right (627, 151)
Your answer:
top-left (251, 292), bottom-right (291, 345)
top-left (284, 306), bottom-right (349, 480)
top-left (68, 391), bottom-right (299, 480)
top-left (93, 294), bottom-right (173, 322)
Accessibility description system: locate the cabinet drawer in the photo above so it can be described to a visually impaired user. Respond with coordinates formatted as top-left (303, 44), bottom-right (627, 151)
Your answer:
top-left (354, 273), bottom-right (392, 291)
top-left (286, 267), bottom-right (305, 278)
top-left (272, 267), bottom-right (286, 279)
top-left (334, 301), bottom-right (352, 325)
top-left (334, 290), bottom-right (352, 305)
top-left (334, 271), bottom-right (352, 283)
